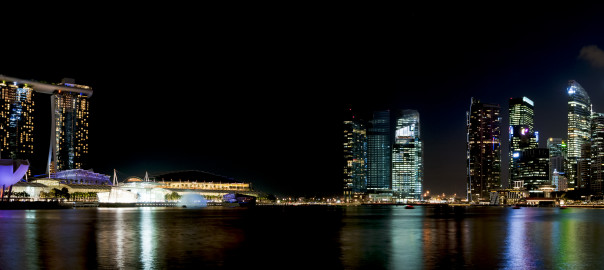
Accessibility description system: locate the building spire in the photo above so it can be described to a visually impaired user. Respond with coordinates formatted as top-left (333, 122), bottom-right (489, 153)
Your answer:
top-left (113, 169), bottom-right (118, 186)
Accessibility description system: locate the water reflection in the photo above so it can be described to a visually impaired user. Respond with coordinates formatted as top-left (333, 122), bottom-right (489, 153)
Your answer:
top-left (2, 206), bottom-right (604, 269)
top-left (140, 208), bottom-right (156, 269)
top-left (389, 206), bottom-right (423, 269)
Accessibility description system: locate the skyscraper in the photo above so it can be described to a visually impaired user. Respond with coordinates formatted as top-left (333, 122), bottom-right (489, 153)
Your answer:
top-left (0, 80), bottom-right (35, 169)
top-left (367, 110), bottom-right (391, 191)
top-left (343, 108), bottom-right (367, 201)
top-left (508, 97), bottom-right (537, 187)
top-left (0, 75), bottom-right (93, 177)
top-left (517, 148), bottom-right (550, 190)
top-left (49, 79), bottom-right (92, 174)
top-left (467, 98), bottom-right (501, 202)
top-left (392, 110), bottom-right (422, 201)
top-left (548, 137), bottom-right (567, 185)
top-left (590, 112), bottom-right (604, 193)
top-left (567, 80), bottom-right (592, 187)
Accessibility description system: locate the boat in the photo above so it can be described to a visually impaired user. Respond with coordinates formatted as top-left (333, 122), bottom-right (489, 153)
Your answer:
top-left (405, 205), bottom-right (414, 209)
top-left (512, 204), bottom-right (521, 209)
top-left (560, 205), bottom-right (568, 209)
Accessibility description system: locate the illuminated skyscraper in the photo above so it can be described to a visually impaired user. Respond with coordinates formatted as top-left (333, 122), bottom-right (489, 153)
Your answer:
top-left (508, 97), bottom-right (537, 187)
top-left (0, 80), bottom-right (35, 168)
top-left (590, 112), bottom-right (604, 193)
top-left (567, 80), bottom-right (591, 187)
top-left (517, 148), bottom-right (550, 190)
top-left (548, 137), bottom-right (566, 185)
top-left (392, 110), bottom-right (422, 201)
top-left (0, 75), bottom-right (93, 177)
top-left (343, 108), bottom-right (367, 201)
top-left (49, 79), bottom-right (91, 174)
top-left (467, 98), bottom-right (501, 202)
top-left (367, 110), bottom-right (391, 191)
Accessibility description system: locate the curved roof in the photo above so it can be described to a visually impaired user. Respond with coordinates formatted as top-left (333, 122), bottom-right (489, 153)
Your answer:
top-left (567, 80), bottom-right (590, 105)
top-left (0, 75), bottom-right (93, 97)
top-left (152, 170), bottom-right (242, 183)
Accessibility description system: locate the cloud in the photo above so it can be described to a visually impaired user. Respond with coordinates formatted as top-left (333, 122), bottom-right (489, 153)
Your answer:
top-left (579, 45), bottom-right (604, 68)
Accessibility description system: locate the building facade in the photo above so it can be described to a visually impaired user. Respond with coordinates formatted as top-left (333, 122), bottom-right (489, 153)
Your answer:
top-left (367, 110), bottom-right (391, 191)
top-left (590, 112), bottom-right (604, 193)
top-left (343, 108), bottom-right (367, 201)
top-left (516, 148), bottom-right (550, 190)
top-left (508, 97), bottom-right (538, 186)
top-left (49, 79), bottom-right (91, 174)
top-left (567, 80), bottom-right (591, 187)
top-left (467, 98), bottom-right (501, 202)
top-left (392, 109), bottom-right (422, 201)
top-left (547, 138), bottom-right (567, 186)
top-left (0, 80), bottom-right (35, 168)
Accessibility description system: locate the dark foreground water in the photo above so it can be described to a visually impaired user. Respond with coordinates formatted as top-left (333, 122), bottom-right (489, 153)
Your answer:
top-left (0, 205), bottom-right (602, 269)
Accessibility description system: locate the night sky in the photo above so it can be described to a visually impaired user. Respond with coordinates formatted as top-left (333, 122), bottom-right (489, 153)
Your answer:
top-left (2, 4), bottom-right (604, 197)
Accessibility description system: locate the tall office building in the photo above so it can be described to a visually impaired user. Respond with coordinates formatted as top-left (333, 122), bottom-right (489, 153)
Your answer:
top-left (343, 108), bottom-right (367, 201)
top-left (49, 79), bottom-right (91, 174)
top-left (508, 97), bottom-right (538, 186)
top-left (467, 98), bottom-right (501, 202)
top-left (392, 110), bottom-right (422, 201)
top-left (547, 137), bottom-right (567, 185)
top-left (590, 112), bottom-right (604, 193)
top-left (567, 80), bottom-right (592, 187)
top-left (517, 148), bottom-right (550, 190)
top-left (367, 110), bottom-right (391, 191)
top-left (0, 80), bottom-right (35, 168)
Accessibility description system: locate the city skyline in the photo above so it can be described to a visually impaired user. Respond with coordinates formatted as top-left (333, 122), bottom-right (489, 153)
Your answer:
top-left (1, 4), bottom-right (604, 197)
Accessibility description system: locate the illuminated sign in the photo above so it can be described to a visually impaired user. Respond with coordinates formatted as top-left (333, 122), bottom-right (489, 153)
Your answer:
top-left (522, 97), bottom-right (534, 106)
top-left (513, 152), bottom-right (520, 158)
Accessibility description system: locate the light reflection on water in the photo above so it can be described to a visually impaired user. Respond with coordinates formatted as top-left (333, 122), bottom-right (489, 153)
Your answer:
top-left (0, 206), bottom-right (604, 269)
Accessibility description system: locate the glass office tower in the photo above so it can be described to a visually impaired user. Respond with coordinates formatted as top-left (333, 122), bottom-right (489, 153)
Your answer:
top-left (367, 110), bottom-right (391, 191)
top-left (517, 148), bottom-right (550, 190)
top-left (343, 108), bottom-right (367, 201)
top-left (392, 110), bottom-right (422, 201)
top-left (0, 80), bottom-right (35, 169)
top-left (508, 97), bottom-right (537, 187)
top-left (590, 112), bottom-right (604, 193)
top-left (567, 80), bottom-right (591, 187)
top-left (467, 98), bottom-right (501, 202)
top-left (548, 137), bottom-right (567, 186)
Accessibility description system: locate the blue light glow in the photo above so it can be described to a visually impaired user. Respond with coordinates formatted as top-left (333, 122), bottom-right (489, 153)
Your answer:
top-left (513, 152), bottom-right (520, 158)
top-left (568, 86), bottom-right (576, 94)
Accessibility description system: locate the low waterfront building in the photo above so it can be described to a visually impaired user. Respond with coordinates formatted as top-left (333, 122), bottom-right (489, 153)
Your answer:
top-left (53, 169), bottom-right (111, 185)
top-left (490, 188), bottom-right (529, 205)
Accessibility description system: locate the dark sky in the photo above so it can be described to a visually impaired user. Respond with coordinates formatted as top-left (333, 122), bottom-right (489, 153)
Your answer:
top-left (2, 4), bottom-right (604, 197)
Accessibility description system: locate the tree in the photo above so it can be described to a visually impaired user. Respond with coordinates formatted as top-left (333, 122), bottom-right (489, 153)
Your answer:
top-left (165, 191), bottom-right (181, 201)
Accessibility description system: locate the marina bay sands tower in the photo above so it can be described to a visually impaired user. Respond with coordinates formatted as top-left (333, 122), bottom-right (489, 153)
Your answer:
top-left (0, 75), bottom-right (92, 176)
